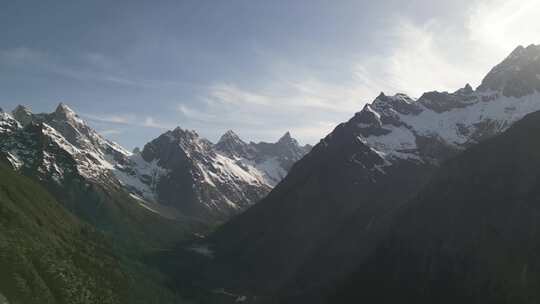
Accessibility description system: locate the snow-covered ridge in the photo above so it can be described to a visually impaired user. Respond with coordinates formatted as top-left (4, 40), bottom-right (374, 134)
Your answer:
top-left (344, 45), bottom-right (540, 165)
top-left (353, 85), bottom-right (540, 164)
top-left (1, 105), bottom-right (131, 185)
top-left (0, 104), bottom-right (308, 219)
top-left (138, 127), bottom-right (309, 217)
top-left (478, 44), bottom-right (540, 98)
top-left (214, 130), bottom-right (310, 186)
top-left (0, 110), bottom-right (21, 134)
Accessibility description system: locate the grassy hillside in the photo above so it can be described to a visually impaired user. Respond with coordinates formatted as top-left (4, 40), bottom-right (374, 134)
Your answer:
top-left (0, 164), bottom-right (188, 304)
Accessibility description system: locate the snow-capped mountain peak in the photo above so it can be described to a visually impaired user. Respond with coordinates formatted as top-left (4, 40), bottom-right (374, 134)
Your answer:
top-left (276, 131), bottom-right (298, 146)
top-left (478, 44), bottom-right (540, 97)
top-left (346, 46), bottom-right (540, 166)
top-left (217, 130), bottom-right (245, 148)
top-left (214, 130), bottom-right (252, 159)
top-left (219, 130), bottom-right (243, 142)
top-left (114, 124), bottom-right (307, 219)
top-left (0, 108), bottom-right (22, 134)
top-left (12, 105), bottom-right (33, 127)
top-left (54, 102), bottom-right (77, 117)
top-left (1, 104), bottom-right (134, 185)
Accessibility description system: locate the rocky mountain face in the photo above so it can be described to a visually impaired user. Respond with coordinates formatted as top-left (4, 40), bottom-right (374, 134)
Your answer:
top-left (1, 103), bottom-right (131, 184)
top-left (175, 44), bottom-right (540, 303)
top-left (0, 104), bottom-right (194, 247)
top-left (0, 104), bottom-right (309, 223)
top-left (215, 130), bottom-right (312, 186)
top-left (136, 128), bottom-right (310, 221)
top-left (478, 44), bottom-right (540, 98)
top-left (331, 109), bottom-right (540, 304)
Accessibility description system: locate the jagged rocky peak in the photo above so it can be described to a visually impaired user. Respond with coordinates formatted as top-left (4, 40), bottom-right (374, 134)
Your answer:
top-left (220, 129), bottom-right (242, 141)
top-left (459, 83), bottom-right (474, 94)
top-left (418, 85), bottom-right (478, 113)
top-left (0, 107), bottom-right (21, 134)
top-left (142, 126), bottom-right (212, 165)
top-left (161, 127), bottom-right (201, 146)
top-left (11, 105), bottom-right (33, 126)
top-left (354, 104), bottom-right (382, 127)
top-left (52, 102), bottom-right (82, 123)
top-left (478, 44), bottom-right (540, 97)
top-left (217, 130), bottom-right (246, 147)
top-left (352, 92), bottom-right (419, 129)
top-left (167, 127), bottom-right (212, 149)
top-left (258, 131), bottom-right (309, 163)
top-left (276, 131), bottom-right (298, 146)
top-left (374, 92), bottom-right (414, 103)
top-left (170, 126), bottom-right (198, 139)
top-left (55, 102), bottom-right (74, 113)
top-left (372, 92), bottom-right (421, 116)
top-left (215, 129), bottom-right (253, 158)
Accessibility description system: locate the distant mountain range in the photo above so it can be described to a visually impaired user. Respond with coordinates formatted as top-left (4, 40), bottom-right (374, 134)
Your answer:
top-left (3, 44), bottom-right (540, 304)
top-left (171, 44), bottom-right (540, 303)
top-left (0, 104), bottom-right (310, 223)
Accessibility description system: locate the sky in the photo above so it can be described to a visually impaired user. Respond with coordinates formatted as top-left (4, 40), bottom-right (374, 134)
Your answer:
top-left (1, 0), bottom-right (539, 149)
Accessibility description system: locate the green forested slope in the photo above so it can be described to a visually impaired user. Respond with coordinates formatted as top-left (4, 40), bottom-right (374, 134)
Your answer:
top-left (0, 164), bottom-right (189, 304)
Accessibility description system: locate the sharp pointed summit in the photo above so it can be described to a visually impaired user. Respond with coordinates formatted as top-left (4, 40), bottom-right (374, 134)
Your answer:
top-left (215, 130), bottom-right (252, 158)
top-left (222, 129), bottom-right (240, 139)
top-left (478, 43), bottom-right (540, 97)
top-left (217, 129), bottom-right (244, 145)
top-left (55, 102), bottom-right (76, 115)
top-left (54, 102), bottom-right (83, 123)
top-left (277, 131), bottom-right (294, 144)
top-left (12, 105), bottom-right (33, 126)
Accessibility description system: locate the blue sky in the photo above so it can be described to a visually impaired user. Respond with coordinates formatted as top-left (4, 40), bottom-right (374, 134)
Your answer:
top-left (1, 0), bottom-right (539, 149)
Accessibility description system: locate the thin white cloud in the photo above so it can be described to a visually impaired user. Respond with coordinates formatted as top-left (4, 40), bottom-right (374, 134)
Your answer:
top-left (352, 19), bottom-right (483, 98)
top-left (177, 104), bottom-right (218, 122)
top-left (6, 1), bottom-right (539, 146)
top-left (207, 84), bottom-right (271, 106)
top-left (180, 0), bottom-right (540, 145)
top-left (204, 81), bottom-right (364, 114)
top-left (142, 116), bottom-right (172, 129)
top-left (82, 113), bottom-right (137, 125)
top-left (0, 47), bottom-right (155, 88)
top-left (98, 129), bottom-right (123, 136)
top-left (82, 113), bottom-right (172, 130)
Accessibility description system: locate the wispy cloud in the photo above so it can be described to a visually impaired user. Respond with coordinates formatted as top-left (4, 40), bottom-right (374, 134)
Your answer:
top-left (467, 0), bottom-right (540, 58)
top-left (142, 116), bottom-right (173, 129)
top-left (98, 129), bottom-right (123, 136)
top-left (82, 113), bottom-right (173, 130)
top-left (206, 84), bottom-right (271, 106)
top-left (176, 82), bottom-right (352, 143)
top-left (177, 104), bottom-right (218, 123)
top-left (0, 47), bottom-right (45, 63)
top-left (4, 0), bottom-right (539, 147)
top-left (352, 19), bottom-right (483, 97)
top-left (175, 0), bottom-right (540, 145)
top-left (82, 113), bottom-right (137, 125)
top-left (0, 47), bottom-right (164, 88)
